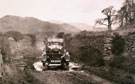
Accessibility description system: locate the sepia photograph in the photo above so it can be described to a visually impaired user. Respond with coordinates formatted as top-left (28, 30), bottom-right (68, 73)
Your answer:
top-left (0, 0), bottom-right (135, 84)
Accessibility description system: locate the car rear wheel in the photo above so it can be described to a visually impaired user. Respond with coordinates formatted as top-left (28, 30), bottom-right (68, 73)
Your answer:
top-left (63, 65), bottom-right (69, 70)
top-left (61, 60), bottom-right (69, 70)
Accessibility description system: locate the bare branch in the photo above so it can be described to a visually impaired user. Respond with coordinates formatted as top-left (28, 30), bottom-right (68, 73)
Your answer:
top-left (102, 6), bottom-right (114, 15)
top-left (95, 19), bottom-right (108, 27)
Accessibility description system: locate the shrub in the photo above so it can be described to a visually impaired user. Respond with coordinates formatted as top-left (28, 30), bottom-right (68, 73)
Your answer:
top-left (5, 31), bottom-right (24, 41)
top-left (112, 33), bottom-right (125, 56)
top-left (109, 55), bottom-right (126, 68)
top-left (85, 66), bottom-right (135, 84)
top-left (79, 46), bottom-right (103, 66)
top-left (0, 64), bottom-right (43, 84)
top-left (24, 71), bottom-right (44, 84)
top-left (56, 32), bottom-right (65, 38)
top-left (23, 48), bottom-right (42, 70)
top-left (120, 57), bottom-right (135, 73)
top-left (0, 36), bottom-right (12, 63)
top-left (26, 34), bottom-right (36, 47)
top-left (109, 54), bottom-right (135, 74)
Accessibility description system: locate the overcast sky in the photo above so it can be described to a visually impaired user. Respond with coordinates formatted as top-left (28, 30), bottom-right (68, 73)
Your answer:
top-left (0, 0), bottom-right (124, 25)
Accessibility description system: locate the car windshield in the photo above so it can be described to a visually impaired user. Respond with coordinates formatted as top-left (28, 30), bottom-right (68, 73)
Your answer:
top-left (48, 42), bottom-right (63, 46)
top-left (47, 42), bottom-right (63, 49)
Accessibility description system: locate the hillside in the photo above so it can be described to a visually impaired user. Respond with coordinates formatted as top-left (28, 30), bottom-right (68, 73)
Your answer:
top-left (0, 15), bottom-right (80, 34)
top-left (50, 20), bottom-right (94, 31)
top-left (49, 21), bottom-right (108, 31)
top-left (69, 23), bottom-right (93, 31)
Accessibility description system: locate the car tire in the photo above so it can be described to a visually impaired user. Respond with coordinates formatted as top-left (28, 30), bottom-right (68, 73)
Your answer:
top-left (43, 61), bottom-right (49, 70)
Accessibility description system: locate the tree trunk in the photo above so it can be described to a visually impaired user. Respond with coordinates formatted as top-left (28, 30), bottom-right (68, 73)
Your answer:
top-left (107, 16), bottom-right (112, 32)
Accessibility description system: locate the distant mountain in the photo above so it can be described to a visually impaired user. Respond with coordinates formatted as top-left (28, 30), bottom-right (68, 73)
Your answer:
top-left (49, 20), bottom-right (80, 32)
top-left (69, 23), bottom-right (94, 31)
top-left (0, 15), bottom-right (80, 35)
top-left (60, 23), bottom-right (80, 33)
top-left (48, 20), bottom-right (110, 32)
top-left (50, 20), bottom-right (94, 31)
top-left (93, 27), bottom-right (108, 31)
top-left (49, 20), bottom-right (63, 24)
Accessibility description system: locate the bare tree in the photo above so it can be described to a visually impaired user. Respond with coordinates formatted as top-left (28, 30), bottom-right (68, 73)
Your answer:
top-left (95, 6), bottom-right (116, 31)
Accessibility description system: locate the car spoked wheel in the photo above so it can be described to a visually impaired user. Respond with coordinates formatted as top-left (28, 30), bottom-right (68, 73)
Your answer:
top-left (61, 62), bottom-right (69, 70)
top-left (43, 61), bottom-right (49, 70)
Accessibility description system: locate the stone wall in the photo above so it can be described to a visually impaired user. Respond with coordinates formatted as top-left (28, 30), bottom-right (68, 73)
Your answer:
top-left (8, 36), bottom-right (33, 68)
top-left (67, 31), bottom-right (135, 62)
top-left (123, 32), bottom-right (135, 57)
top-left (86, 34), bottom-right (105, 53)
top-left (0, 36), bottom-right (3, 77)
top-left (9, 36), bottom-right (33, 57)
top-left (103, 31), bottom-right (135, 58)
top-left (81, 31), bottom-right (135, 61)
top-left (86, 33), bottom-right (113, 60)
top-left (0, 34), bottom-right (39, 76)
top-left (103, 37), bottom-right (113, 60)
top-left (66, 32), bottom-right (107, 63)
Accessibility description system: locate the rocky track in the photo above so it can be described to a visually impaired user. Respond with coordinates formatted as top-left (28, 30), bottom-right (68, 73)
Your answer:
top-left (29, 70), bottom-right (114, 84)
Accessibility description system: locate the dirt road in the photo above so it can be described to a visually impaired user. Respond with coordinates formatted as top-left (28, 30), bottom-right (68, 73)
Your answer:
top-left (30, 70), bottom-right (114, 84)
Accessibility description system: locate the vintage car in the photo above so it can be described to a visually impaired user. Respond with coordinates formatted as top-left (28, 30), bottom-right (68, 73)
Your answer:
top-left (42, 38), bottom-right (70, 70)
